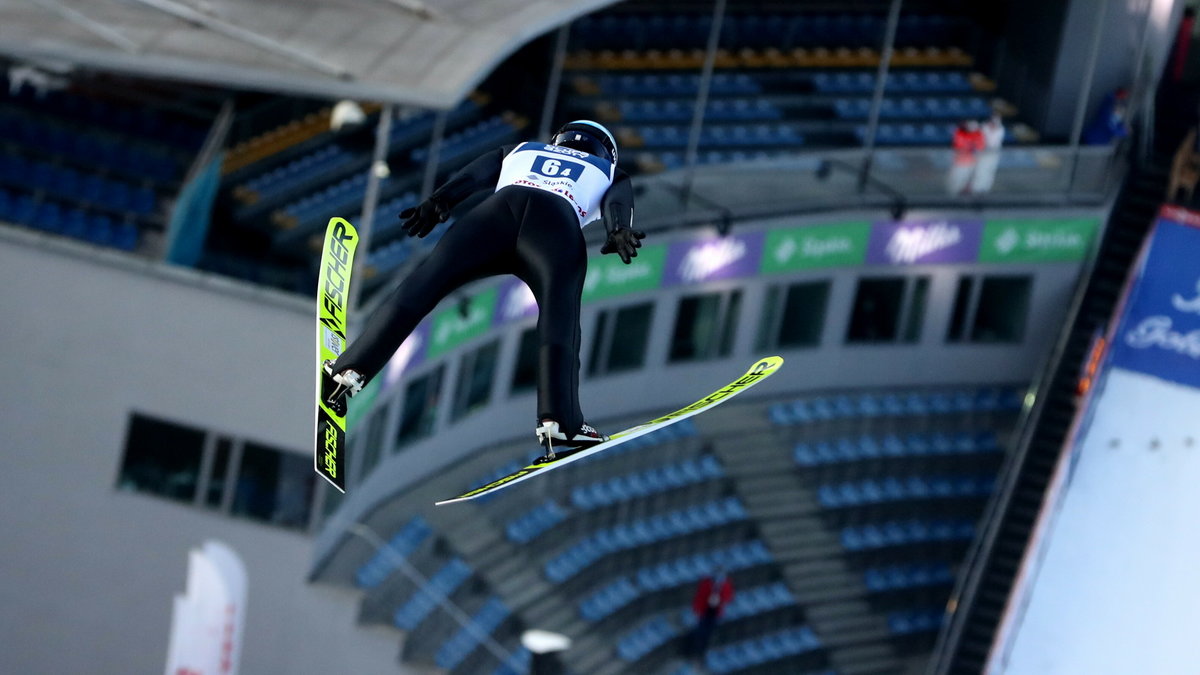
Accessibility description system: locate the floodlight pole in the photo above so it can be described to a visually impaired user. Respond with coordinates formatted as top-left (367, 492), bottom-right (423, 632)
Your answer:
top-left (350, 103), bottom-right (393, 312)
top-left (858, 0), bottom-right (903, 193)
top-left (681, 0), bottom-right (727, 211)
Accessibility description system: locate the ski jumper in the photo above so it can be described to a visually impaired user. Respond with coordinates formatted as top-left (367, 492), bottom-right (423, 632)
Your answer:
top-left (331, 142), bottom-right (636, 437)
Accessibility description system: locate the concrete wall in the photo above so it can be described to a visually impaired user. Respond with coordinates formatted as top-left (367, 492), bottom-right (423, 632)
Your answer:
top-left (0, 226), bottom-right (418, 674)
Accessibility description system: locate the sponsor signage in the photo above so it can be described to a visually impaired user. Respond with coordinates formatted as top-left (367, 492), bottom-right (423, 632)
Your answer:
top-left (495, 278), bottom-right (539, 324)
top-left (582, 243), bottom-right (666, 302)
top-left (383, 321), bottom-right (429, 389)
top-left (664, 232), bottom-right (765, 286)
top-left (980, 218), bottom-right (1100, 263)
top-left (866, 218), bottom-right (983, 265)
top-left (1110, 215), bottom-right (1200, 390)
top-left (165, 541), bottom-right (246, 675)
top-left (428, 287), bottom-right (498, 359)
top-left (760, 222), bottom-right (871, 273)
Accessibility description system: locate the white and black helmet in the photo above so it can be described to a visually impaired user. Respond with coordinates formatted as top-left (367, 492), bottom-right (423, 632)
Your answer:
top-left (552, 120), bottom-right (618, 163)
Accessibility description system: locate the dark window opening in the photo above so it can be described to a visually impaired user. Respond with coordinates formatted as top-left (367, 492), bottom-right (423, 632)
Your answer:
top-left (117, 413), bottom-right (205, 503)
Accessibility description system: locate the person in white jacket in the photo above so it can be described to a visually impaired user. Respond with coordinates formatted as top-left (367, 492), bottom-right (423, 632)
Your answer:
top-left (971, 114), bottom-right (1005, 194)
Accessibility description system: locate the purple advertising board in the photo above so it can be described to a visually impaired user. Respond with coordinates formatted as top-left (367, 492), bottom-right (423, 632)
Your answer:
top-left (663, 232), bottom-right (765, 287)
top-left (867, 219), bottom-right (984, 265)
top-left (494, 277), bottom-right (539, 326)
top-left (1109, 212), bottom-right (1200, 391)
top-left (382, 320), bottom-right (429, 390)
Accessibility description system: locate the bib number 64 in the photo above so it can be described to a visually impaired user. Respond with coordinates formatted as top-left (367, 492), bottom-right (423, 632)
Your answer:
top-left (534, 156), bottom-right (583, 179)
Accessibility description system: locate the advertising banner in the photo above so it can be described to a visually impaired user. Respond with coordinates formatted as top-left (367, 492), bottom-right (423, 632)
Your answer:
top-left (582, 243), bottom-right (666, 303)
top-left (979, 218), bottom-right (1100, 263)
top-left (427, 287), bottom-right (498, 359)
top-left (866, 218), bottom-right (983, 265)
top-left (1110, 214), bottom-right (1200, 390)
top-left (760, 222), bottom-right (870, 273)
top-left (663, 232), bottom-right (765, 286)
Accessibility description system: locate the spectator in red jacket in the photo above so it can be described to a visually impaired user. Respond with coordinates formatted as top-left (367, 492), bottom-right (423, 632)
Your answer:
top-left (947, 119), bottom-right (985, 196)
top-left (683, 568), bottom-right (735, 661)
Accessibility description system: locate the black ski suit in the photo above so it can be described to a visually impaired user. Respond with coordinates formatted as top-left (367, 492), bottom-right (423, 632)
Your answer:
top-left (331, 143), bottom-right (640, 437)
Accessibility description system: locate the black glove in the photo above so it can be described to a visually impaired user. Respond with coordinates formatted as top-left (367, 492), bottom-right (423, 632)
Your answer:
top-left (399, 197), bottom-right (450, 238)
top-left (600, 227), bottom-right (646, 264)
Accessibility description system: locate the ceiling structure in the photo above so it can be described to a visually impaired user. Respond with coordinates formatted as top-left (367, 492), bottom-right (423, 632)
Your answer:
top-left (0, 0), bottom-right (619, 108)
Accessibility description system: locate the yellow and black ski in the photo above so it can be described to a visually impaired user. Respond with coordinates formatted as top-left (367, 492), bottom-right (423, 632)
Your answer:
top-left (315, 217), bottom-right (359, 492)
top-left (436, 356), bottom-right (784, 505)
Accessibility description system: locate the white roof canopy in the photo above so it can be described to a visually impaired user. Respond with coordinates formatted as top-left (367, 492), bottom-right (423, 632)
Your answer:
top-left (0, 0), bottom-right (617, 109)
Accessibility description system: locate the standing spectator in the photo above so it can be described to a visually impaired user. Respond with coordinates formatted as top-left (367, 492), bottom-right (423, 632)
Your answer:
top-left (1082, 88), bottom-right (1131, 145)
top-left (947, 119), bottom-right (984, 196)
top-left (971, 113), bottom-right (1006, 194)
top-left (683, 567), bottom-right (735, 663)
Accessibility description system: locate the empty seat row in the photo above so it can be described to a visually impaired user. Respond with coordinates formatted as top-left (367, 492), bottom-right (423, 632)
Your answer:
top-left (812, 69), bottom-right (973, 94)
top-left (638, 123), bottom-right (803, 149)
top-left (392, 558), bottom-right (473, 630)
top-left (768, 386), bottom-right (1023, 425)
top-left (617, 616), bottom-right (679, 661)
top-left (654, 149), bottom-right (793, 171)
top-left (237, 144), bottom-right (357, 205)
top-left (570, 453), bottom-right (722, 510)
top-left (614, 98), bottom-right (783, 123)
top-left (572, 13), bottom-right (968, 51)
top-left (434, 597), bottom-right (510, 670)
top-left (637, 540), bottom-right (773, 592)
top-left (545, 497), bottom-right (747, 582)
top-left (0, 109), bottom-right (184, 180)
top-left (841, 518), bottom-right (975, 552)
top-left (832, 96), bottom-right (992, 120)
top-left (487, 647), bottom-right (531, 675)
top-left (505, 499), bottom-right (570, 544)
top-left (2, 84), bottom-right (205, 148)
top-left (589, 72), bottom-right (761, 97)
top-left (277, 171), bottom-right (370, 229)
top-left (410, 116), bottom-right (518, 165)
top-left (0, 190), bottom-right (139, 251)
top-left (860, 122), bottom-right (956, 145)
top-left (355, 516), bottom-right (432, 588)
top-left (888, 607), bottom-right (944, 634)
top-left (816, 474), bottom-right (995, 508)
top-left (681, 581), bottom-right (795, 624)
top-left (864, 562), bottom-right (954, 592)
top-left (366, 222), bottom-right (446, 277)
top-left (794, 431), bottom-right (1002, 467)
top-left (705, 626), bottom-right (823, 674)
top-left (0, 154), bottom-right (157, 215)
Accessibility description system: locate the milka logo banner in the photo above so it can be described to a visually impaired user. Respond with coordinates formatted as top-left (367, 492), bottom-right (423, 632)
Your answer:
top-left (1110, 216), bottom-right (1200, 390)
top-left (867, 219), bottom-right (983, 265)
top-left (495, 278), bottom-right (538, 325)
top-left (664, 232), bottom-right (764, 286)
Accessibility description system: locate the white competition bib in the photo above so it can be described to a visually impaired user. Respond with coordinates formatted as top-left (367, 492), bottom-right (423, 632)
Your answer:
top-left (496, 142), bottom-right (614, 227)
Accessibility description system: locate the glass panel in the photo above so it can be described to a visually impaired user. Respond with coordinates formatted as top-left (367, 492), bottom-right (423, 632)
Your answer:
top-left (717, 290), bottom-right (742, 357)
top-left (204, 437), bottom-right (232, 508)
top-left (360, 409), bottom-right (386, 480)
top-left (670, 293), bottom-right (723, 362)
top-left (231, 443), bottom-right (314, 530)
top-left (607, 302), bottom-right (654, 373)
top-left (846, 277), bottom-right (905, 343)
top-left (587, 311), bottom-right (610, 376)
top-left (755, 285), bottom-right (782, 351)
top-left (902, 276), bottom-right (930, 343)
top-left (396, 366), bottom-right (444, 446)
top-left (777, 281), bottom-right (830, 348)
top-left (946, 276), bottom-right (975, 343)
top-left (454, 340), bottom-right (499, 419)
top-left (972, 276), bottom-right (1032, 343)
top-left (116, 413), bottom-right (205, 503)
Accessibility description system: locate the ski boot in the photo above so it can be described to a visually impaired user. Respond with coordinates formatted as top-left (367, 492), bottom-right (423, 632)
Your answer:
top-left (534, 419), bottom-right (608, 463)
top-left (322, 360), bottom-right (365, 416)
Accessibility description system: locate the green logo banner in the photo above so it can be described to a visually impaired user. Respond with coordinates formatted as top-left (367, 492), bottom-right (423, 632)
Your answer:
top-left (582, 244), bottom-right (666, 303)
top-left (428, 286), bottom-right (498, 358)
top-left (980, 218), bottom-right (1100, 263)
top-left (760, 222), bottom-right (871, 273)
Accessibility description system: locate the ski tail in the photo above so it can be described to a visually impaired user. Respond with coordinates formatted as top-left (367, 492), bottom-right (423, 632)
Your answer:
top-left (315, 217), bottom-right (359, 492)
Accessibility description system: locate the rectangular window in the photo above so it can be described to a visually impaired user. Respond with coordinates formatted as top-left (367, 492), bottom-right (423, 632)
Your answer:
top-left (846, 276), bottom-right (929, 344)
top-left (452, 339), bottom-right (499, 419)
top-left (510, 327), bottom-right (539, 394)
top-left (396, 365), bottom-right (445, 446)
top-left (758, 281), bottom-right (830, 349)
top-left (204, 437), bottom-right (233, 508)
top-left (946, 276), bottom-right (975, 342)
top-left (359, 408), bottom-right (388, 480)
top-left (589, 302), bottom-right (655, 375)
top-left (971, 276), bottom-right (1032, 343)
top-left (946, 274), bottom-right (1032, 344)
top-left (117, 413), bottom-right (206, 503)
top-left (669, 290), bottom-right (743, 362)
top-left (231, 442), bottom-right (314, 530)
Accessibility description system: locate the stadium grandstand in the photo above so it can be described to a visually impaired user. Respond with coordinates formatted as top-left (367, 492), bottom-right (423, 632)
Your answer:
top-left (2, 1), bottom-right (1198, 674)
